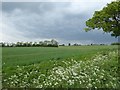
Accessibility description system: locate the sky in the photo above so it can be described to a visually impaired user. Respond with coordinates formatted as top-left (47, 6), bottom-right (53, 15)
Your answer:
top-left (1, 0), bottom-right (118, 45)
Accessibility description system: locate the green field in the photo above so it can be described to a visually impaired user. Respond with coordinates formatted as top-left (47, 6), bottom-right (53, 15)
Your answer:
top-left (2, 45), bottom-right (120, 88)
top-left (2, 45), bottom-right (117, 67)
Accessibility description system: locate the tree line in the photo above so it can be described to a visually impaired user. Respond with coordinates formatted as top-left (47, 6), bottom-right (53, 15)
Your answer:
top-left (111, 42), bottom-right (120, 45)
top-left (0, 39), bottom-right (58, 47)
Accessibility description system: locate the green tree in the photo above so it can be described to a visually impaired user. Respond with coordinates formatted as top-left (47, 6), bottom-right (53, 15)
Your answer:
top-left (85, 1), bottom-right (120, 37)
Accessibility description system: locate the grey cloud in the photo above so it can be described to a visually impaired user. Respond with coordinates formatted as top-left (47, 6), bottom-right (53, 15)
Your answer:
top-left (1, 2), bottom-right (118, 44)
top-left (2, 2), bottom-right (70, 14)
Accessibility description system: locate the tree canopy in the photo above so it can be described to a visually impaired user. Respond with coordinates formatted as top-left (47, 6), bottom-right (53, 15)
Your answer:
top-left (85, 1), bottom-right (120, 37)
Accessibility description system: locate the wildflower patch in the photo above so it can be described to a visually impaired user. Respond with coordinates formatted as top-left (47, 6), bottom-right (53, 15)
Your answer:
top-left (3, 51), bottom-right (119, 88)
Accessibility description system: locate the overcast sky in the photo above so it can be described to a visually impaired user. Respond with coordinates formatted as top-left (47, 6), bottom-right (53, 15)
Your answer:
top-left (1, 0), bottom-right (118, 45)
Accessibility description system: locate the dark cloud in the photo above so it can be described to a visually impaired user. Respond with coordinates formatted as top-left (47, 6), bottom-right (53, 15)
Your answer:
top-left (1, 2), bottom-right (118, 44)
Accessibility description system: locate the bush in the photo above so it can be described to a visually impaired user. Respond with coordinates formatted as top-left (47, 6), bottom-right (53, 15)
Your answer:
top-left (111, 42), bottom-right (120, 45)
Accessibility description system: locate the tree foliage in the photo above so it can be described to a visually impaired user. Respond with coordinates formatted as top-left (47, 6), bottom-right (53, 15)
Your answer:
top-left (1, 40), bottom-right (58, 47)
top-left (111, 42), bottom-right (120, 45)
top-left (85, 1), bottom-right (120, 37)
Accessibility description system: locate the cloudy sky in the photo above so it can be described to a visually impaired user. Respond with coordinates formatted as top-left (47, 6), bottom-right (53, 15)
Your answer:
top-left (1, 0), bottom-right (118, 45)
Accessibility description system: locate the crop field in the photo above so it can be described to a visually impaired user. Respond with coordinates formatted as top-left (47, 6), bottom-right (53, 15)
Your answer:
top-left (2, 45), bottom-right (120, 88)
